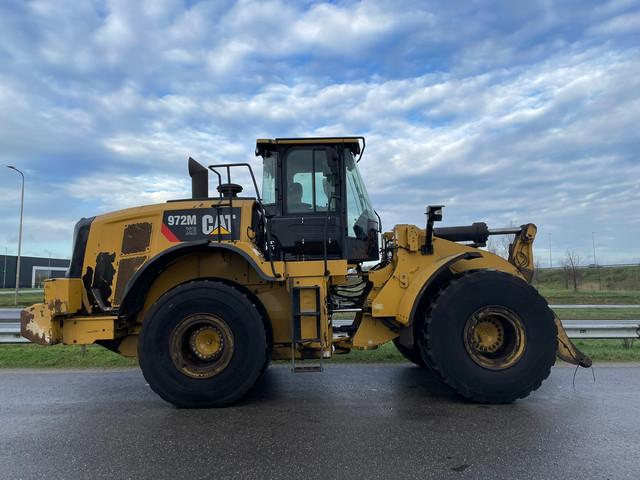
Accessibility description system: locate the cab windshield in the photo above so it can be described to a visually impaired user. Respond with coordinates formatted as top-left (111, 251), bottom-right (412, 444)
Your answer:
top-left (344, 149), bottom-right (376, 239)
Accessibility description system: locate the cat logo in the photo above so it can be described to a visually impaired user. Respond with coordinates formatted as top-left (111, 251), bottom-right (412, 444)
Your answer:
top-left (202, 213), bottom-right (236, 236)
top-left (162, 207), bottom-right (241, 242)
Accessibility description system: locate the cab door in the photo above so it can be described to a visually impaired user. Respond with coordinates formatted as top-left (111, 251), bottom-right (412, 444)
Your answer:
top-left (268, 146), bottom-right (344, 260)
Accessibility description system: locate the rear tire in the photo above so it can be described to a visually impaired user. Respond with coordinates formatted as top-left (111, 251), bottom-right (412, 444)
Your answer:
top-left (138, 280), bottom-right (268, 408)
top-left (421, 270), bottom-right (557, 403)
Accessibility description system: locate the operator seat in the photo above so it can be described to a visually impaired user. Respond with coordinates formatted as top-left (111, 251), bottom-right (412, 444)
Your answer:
top-left (288, 182), bottom-right (309, 212)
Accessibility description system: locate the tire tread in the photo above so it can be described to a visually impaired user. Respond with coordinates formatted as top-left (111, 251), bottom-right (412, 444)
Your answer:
top-left (420, 270), bottom-right (556, 403)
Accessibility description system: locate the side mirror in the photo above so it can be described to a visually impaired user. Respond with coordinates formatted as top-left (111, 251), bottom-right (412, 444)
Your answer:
top-left (427, 205), bottom-right (444, 222)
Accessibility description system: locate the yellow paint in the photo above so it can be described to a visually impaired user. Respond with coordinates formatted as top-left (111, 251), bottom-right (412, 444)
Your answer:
top-left (288, 276), bottom-right (329, 355)
top-left (29, 174), bottom-right (584, 365)
top-left (43, 278), bottom-right (82, 315)
top-left (62, 316), bottom-right (116, 344)
top-left (471, 319), bottom-right (503, 352)
top-left (352, 314), bottom-right (398, 349)
top-left (508, 223), bottom-right (537, 281)
top-left (192, 327), bottom-right (222, 358)
top-left (117, 335), bottom-right (138, 358)
top-left (370, 224), bottom-right (523, 326)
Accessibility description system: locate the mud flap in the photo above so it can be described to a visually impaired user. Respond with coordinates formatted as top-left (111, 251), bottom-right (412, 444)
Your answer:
top-left (555, 313), bottom-right (592, 367)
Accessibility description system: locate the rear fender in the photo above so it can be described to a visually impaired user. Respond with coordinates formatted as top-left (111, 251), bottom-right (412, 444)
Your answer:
top-left (118, 241), bottom-right (280, 319)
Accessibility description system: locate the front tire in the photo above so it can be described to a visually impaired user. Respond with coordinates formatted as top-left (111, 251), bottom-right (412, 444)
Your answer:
top-left (421, 270), bottom-right (557, 403)
top-left (393, 338), bottom-right (428, 368)
top-left (138, 280), bottom-right (268, 408)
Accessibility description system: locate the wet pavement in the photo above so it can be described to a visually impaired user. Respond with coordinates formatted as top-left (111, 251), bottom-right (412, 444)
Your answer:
top-left (0, 363), bottom-right (638, 479)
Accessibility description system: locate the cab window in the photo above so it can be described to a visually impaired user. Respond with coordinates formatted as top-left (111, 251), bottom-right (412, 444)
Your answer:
top-left (286, 148), bottom-right (337, 213)
top-left (345, 149), bottom-right (375, 238)
top-left (261, 153), bottom-right (277, 204)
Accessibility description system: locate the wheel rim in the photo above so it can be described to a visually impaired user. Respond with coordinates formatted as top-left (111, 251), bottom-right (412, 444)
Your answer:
top-left (170, 314), bottom-right (234, 379)
top-left (463, 306), bottom-right (526, 370)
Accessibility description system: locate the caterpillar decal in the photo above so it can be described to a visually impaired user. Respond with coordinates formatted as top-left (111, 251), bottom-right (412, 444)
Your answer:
top-left (161, 208), bottom-right (241, 242)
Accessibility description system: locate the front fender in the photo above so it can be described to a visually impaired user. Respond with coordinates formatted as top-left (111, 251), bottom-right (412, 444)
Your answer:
top-left (398, 252), bottom-right (481, 325)
top-left (371, 251), bottom-right (481, 326)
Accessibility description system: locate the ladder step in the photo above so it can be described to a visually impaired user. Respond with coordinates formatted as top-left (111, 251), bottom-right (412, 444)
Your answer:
top-left (333, 325), bottom-right (357, 333)
top-left (294, 312), bottom-right (321, 317)
top-left (291, 284), bottom-right (324, 373)
top-left (292, 365), bottom-right (323, 373)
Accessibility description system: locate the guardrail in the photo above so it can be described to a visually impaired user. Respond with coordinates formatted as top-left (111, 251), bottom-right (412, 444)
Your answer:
top-left (0, 309), bottom-right (27, 343)
top-left (538, 263), bottom-right (640, 270)
top-left (2, 308), bottom-right (640, 343)
top-left (551, 304), bottom-right (640, 309)
top-left (562, 320), bottom-right (640, 339)
top-left (0, 322), bottom-right (29, 343)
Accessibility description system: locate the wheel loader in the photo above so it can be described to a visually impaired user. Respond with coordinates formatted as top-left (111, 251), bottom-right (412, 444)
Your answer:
top-left (22, 137), bottom-right (591, 407)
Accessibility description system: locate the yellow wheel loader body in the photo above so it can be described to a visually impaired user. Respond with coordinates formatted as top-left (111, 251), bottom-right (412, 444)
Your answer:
top-left (22, 137), bottom-right (590, 407)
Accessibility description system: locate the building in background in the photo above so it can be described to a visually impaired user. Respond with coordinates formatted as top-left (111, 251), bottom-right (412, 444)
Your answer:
top-left (0, 255), bottom-right (70, 288)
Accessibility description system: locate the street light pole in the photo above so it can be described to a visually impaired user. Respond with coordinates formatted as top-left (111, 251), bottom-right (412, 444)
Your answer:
top-left (2, 247), bottom-right (7, 289)
top-left (44, 249), bottom-right (52, 288)
top-left (547, 233), bottom-right (553, 268)
top-left (592, 231), bottom-right (601, 289)
top-left (7, 166), bottom-right (24, 305)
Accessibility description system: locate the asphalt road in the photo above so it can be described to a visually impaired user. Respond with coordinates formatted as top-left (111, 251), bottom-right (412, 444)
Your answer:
top-left (1, 364), bottom-right (639, 480)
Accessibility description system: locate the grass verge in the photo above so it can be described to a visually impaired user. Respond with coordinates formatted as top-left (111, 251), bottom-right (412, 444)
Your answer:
top-left (0, 291), bottom-right (44, 308)
top-left (331, 340), bottom-right (640, 363)
top-left (555, 308), bottom-right (639, 320)
top-left (0, 344), bottom-right (136, 368)
top-left (537, 288), bottom-right (640, 305)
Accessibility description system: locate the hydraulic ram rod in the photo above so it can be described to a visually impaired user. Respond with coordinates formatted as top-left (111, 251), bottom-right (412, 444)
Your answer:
top-left (488, 227), bottom-right (523, 235)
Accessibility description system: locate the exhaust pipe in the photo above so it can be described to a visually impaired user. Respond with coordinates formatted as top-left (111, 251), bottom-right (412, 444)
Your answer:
top-left (188, 157), bottom-right (208, 199)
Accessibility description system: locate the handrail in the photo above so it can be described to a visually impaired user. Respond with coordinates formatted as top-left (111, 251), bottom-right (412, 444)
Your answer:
top-left (208, 163), bottom-right (280, 278)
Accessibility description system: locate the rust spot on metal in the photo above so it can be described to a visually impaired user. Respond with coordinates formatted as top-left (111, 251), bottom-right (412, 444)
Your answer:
top-left (92, 252), bottom-right (116, 309)
top-left (20, 309), bottom-right (34, 334)
top-left (20, 308), bottom-right (54, 345)
top-left (82, 266), bottom-right (97, 311)
top-left (47, 298), bottom-right (65, 315)
top-left (114, 256), bottom-right (146, 306)
top-left (121, 222), bottom-right (152, 255)
top-left (82, 266), bottom-right (94, 292)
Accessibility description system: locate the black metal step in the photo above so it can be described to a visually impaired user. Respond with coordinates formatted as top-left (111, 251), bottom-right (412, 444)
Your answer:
top-left (333, 325), bottom-right (357, 333)
top-left (292, 365), bottom-right (322, 373)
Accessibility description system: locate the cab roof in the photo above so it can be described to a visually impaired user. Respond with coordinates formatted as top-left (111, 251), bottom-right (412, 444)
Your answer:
top-left (255, 137), bottom-right (363, 157)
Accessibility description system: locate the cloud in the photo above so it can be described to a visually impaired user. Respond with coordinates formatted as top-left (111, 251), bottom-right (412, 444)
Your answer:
top-left (65, 172), bottom-right (188, 211)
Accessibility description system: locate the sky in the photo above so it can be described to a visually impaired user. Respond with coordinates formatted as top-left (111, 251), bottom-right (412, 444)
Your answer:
top-left (0, 0), bottom-right (639, 266)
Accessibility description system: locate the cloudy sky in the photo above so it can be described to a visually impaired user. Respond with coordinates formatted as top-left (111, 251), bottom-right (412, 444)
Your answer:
top-left (0, 0), bottom-right (639, 265)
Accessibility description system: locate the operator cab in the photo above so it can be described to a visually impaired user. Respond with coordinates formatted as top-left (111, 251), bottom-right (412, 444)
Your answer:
top-left (256, 137), bottom-right (379, 263)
